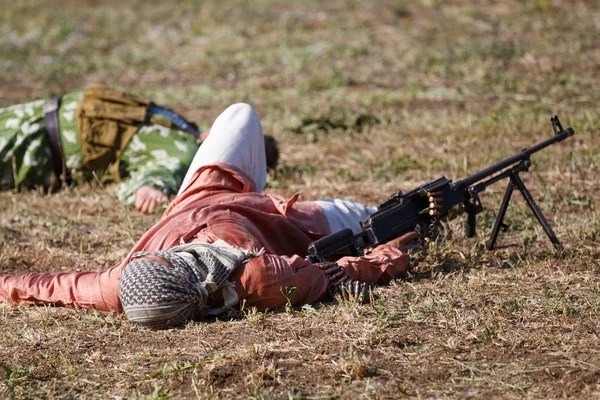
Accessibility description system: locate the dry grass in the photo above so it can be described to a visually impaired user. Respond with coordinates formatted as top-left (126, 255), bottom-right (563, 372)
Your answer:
top-left (1, 0), bottom-right (599, 398)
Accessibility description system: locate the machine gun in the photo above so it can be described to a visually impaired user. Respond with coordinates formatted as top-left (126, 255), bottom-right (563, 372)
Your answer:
top-left (308, 116), bottom-right (574, 263)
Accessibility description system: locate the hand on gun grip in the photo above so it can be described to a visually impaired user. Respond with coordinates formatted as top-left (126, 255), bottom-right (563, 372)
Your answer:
top-left (315, 262), bottom-right (371, 304)
top-left (316, 262), bottom-right (345, 284)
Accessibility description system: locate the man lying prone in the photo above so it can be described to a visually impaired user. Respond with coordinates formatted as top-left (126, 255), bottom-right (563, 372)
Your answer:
top-left (0, 103), bottom-right (413, 330)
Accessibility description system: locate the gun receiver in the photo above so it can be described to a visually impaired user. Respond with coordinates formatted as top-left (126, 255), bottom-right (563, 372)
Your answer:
top-left (308, 115), bottom-right (574, 263)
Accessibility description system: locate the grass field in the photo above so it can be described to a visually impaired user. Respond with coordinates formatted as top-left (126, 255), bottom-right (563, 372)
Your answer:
top-left (1, 0), bottom-right (599, 398)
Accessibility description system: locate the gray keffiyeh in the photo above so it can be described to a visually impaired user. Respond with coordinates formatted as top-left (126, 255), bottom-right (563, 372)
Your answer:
top-left (118, 240), bottom-right (259, 330)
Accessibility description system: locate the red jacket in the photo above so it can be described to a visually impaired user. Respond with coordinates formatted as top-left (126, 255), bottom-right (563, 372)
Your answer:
top-left (0, 163), bottom-right (409, 312)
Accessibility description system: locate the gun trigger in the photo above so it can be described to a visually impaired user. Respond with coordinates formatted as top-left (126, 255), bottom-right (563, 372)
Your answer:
top-left (467, 189), bottom-right (484, 213)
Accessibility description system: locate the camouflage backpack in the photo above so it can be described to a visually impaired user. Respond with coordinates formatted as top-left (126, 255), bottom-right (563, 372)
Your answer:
top-left (76, 84), bottom-right (198, 180)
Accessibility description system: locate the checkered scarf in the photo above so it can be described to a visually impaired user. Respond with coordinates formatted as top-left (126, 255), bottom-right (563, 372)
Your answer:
top-left (118, 240), bottom-right (252, 330)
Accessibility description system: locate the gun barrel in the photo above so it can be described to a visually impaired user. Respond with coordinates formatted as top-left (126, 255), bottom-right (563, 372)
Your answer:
top-left (453, 127), bottom-right (574, 190)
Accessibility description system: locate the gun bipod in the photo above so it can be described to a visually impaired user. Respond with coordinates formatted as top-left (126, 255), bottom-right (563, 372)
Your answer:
top-left (485, 161), bottom-right (563, 254)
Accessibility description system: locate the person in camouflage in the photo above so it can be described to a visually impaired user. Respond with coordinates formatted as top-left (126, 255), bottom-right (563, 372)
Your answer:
top-left (1, 91), bottom-right (205, 214)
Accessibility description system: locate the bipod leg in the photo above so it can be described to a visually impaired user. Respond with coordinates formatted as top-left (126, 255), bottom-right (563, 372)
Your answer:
top-left (511, 174), bottom-right (563, 254)
top-left (486, 179), bottom-right (514, 250)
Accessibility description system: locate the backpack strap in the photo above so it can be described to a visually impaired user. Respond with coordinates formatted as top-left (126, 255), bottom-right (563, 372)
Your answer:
top-left (147, 104), bottom-right (200, 139)
top-left (43, 97), bottom-right (69, 184)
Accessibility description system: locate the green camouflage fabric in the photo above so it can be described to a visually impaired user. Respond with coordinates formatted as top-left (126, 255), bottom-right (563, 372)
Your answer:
top-left (0, 98), bottom-right (52, 189)
top-left (0, 92), bottom-right (202, 206)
